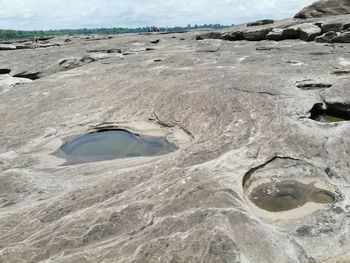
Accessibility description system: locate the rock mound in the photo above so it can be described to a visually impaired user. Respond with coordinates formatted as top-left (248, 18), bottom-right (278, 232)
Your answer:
top-left (295, 0), bottom-right (350, 18)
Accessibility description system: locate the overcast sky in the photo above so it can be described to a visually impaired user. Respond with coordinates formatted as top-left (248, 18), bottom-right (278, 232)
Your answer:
top-left (0, 0), bottom-right (315, 30)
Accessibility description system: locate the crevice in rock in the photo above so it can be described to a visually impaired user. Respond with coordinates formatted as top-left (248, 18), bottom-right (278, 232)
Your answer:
top-left (296, 82), bottom-right (332, 90)
top-left (230, 87), bottom-right (278, 96)
top-left (0, 69), bottom-right (11, 74)
top-left (13, 72), bottom-right (41, 80)
top-left (242, 156), bottom-right (304, 188)
top-left (332, 70), bottom-right (350, 76)
top-left (87, 48), bottom-right (122, 54)
top-left (150, 111), bottom-right (195, 139)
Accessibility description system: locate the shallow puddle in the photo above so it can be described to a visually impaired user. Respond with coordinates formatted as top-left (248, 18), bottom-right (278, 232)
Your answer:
top-left (249, 180), bottom-right (335, 212)
top-left (57, 129), bottom-right (177, 164)
top-left (314, 114), bottom-right (346, 123)
top-left (310, 103), bottom-right (349, 123)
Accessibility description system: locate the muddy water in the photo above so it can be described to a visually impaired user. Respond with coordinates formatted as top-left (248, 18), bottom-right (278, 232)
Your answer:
top-left (57, 130), bottom-right (177, 164)
top-left (249, 180), bottom-right (335, 212)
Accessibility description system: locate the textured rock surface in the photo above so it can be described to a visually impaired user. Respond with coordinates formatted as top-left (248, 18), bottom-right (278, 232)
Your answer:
top-left (295, 0), bottom-right (350, 18)
top-left (242, 28), bottom-right (271, 41)
top-left (321, 22), bottom-right (344, 33)
top-left (334, 30), bottom-right (350, 42)
top-left (315, 31), bottom-right (340, 42)
top-left (298, 23), bottom-right (322, 41)
top-left (1, 8), bottom-right (350, 263)
top-left (266, 28), bottom-right (285, 41)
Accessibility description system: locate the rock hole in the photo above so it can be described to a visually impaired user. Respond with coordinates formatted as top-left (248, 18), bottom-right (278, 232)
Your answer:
top-left (13, 72), bottom-right (40, 80)
top-left (55, 129), bottom-right (177, 164)
top-left (248, 180), bottom-right (335, 212)
top-left (0, 69), bottom-right (11, 74)
top-left (296, 82), bottom-right (332, 90)
top-left (310, 103), bottom-right (350, 123)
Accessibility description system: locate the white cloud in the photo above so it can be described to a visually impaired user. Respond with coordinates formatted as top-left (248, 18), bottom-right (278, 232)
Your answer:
top-left (0, 0), bottom-right (315, 30)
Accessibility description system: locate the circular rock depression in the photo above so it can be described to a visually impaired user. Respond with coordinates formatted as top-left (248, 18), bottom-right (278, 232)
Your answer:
top-left (248, 180), bottom-right (335, 212)
top-left (243, 158), bottom-right (337, 217)
top-left (56, 129), bottom-right (177, 164)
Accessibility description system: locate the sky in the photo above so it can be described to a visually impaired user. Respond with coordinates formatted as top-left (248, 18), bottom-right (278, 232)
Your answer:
top-left (0, 0), bottom-right (315, 30)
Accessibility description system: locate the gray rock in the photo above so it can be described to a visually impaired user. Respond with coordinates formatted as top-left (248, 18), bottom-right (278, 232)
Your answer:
top-left (294, 0), bottom-right (350, 18)
top-left (222, 31), bottom-right (244, 41)
top-left (247, 19), bottom-right (274, 27)
top-left (299, 23), bottom-right (322, 41)
top-left (1, 9), bottom-right (350, 263)
top-left (343, 22), bottom-right (350, 31)
top-left (282, 25), bottom-right (300, 39)
top-left (321, 22), bottom-right (344, 33)
top-left (15, 44), bottom-right (32, 50)
top-left (315, 31), bottom-right (339, 43)
top-left (196, 32), bottom-right (223, 40)
top-left (57, 56), bottom-right (96, 71)
top-left (243, 28), bottom-right (271, 41)
top-left (0, 44), bottom-right (16, 50)
top-left (333, 31), bottom-right (350, 42)
top-left (266, 28), bottom-right (285, 41)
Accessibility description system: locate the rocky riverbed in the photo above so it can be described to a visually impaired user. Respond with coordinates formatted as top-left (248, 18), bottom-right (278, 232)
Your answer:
top-left (0, 1), bottom-right (350, 262)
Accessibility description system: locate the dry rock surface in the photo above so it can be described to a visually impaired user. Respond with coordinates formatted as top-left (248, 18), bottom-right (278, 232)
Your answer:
top-left (0, 2), bottom-right (350, 263)
top-left (294, 0), bottom-right (350, 18)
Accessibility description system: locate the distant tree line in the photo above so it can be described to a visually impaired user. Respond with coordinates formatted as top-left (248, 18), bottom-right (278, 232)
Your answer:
top-left (0, 24), bottom-right (230, 41)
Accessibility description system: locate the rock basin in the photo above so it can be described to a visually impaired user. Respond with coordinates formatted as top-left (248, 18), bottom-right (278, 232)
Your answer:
top-left (248, 180), bottom-right (335, 212)
top-left (56, 129), bottom-right (177, 164)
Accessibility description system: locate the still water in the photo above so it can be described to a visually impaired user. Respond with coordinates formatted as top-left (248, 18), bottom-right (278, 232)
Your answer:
top-left (58, 130), bottom-right (177, 164)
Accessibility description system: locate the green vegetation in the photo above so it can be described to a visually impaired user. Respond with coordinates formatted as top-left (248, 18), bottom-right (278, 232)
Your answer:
top-left (0, 24), bottom-right (230, 41)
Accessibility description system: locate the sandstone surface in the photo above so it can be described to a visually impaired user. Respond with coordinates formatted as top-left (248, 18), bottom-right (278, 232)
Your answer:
top-left (0, 5), bottom-right (350, 263)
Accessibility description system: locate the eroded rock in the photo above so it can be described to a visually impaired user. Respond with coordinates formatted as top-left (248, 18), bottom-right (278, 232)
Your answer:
top-left (222, 31), bottom-right (244, 41)
top-left (57, 56), bottom-right (96, 71)
top-left (196, 32), bottom-right (223, 40)
top-left (321, 22), bottom-right (344, 33)
top-left (266, 28), bottom-right (284, 41)
top-left (243, 28), bottom-right (271, 41)
top-left (315, 31), bottom-right (339, 42)
top-left (299, 23), bottom-right (322, 41)
top-left (333, 31), bottom-right (350, 42)
top-left (294, 0), bottom-right (350, 18)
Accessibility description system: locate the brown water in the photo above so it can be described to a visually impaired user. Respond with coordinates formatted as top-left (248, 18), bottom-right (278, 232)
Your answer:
top-left (57, 129), bottom-right (177, 164)
top-left (249, 180), bottom-right (335, 212)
